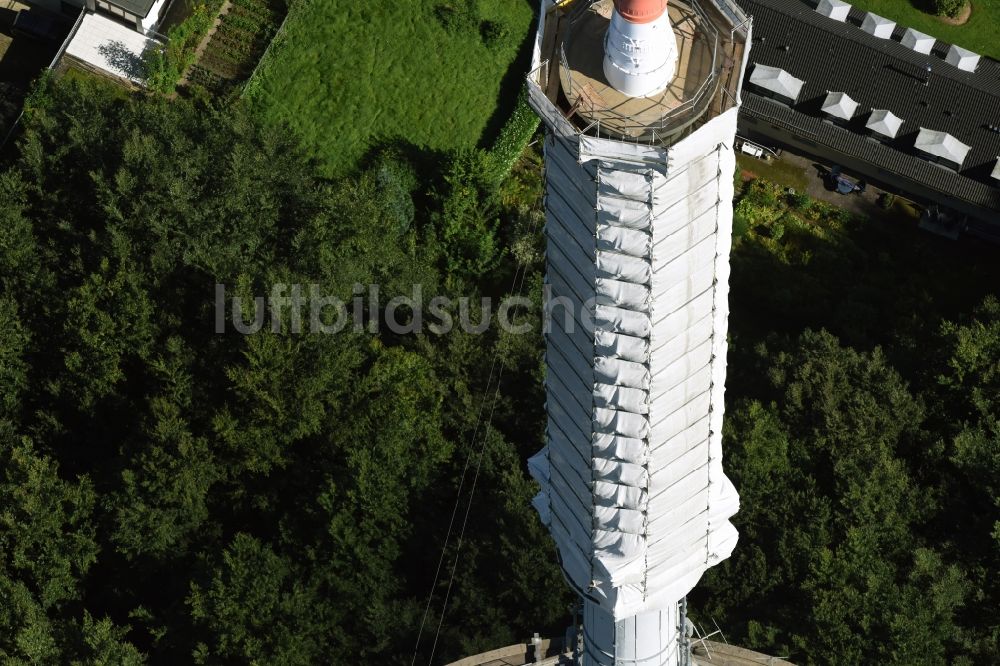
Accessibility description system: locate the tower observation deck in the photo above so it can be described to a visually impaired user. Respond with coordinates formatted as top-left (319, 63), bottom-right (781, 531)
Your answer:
top-left (531, 0), bottom-right (748, 143)
top-left (525, 1), bottom-right (751, 665)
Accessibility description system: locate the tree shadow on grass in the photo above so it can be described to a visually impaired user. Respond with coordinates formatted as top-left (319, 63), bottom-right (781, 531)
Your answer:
top-left (726, 186), bottom-right (1000, 395)
top-left (476, 5), bottom-right (540, 150)
top-left (909, 0), bottom-right (938, 14)
top-left (356, 136), bottom-right (451, 186)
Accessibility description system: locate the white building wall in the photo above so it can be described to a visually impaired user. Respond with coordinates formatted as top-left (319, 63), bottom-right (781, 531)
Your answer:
top-left (140, 0), bottom-right (169, 33)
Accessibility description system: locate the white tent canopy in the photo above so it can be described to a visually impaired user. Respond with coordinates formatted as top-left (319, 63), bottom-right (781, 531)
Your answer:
top-left (991, 158), bottom-right (1000, 182)
top-left (866, 109), bottom-right (903, 138)
top-left (900, 28), bottom-right (935, 55)
top-left (749, 64), bottom-right (805, 103)
top-left (914, 128), bottom-right (971, 167)
top-left (861, 12), bottom-right (895, 39)
top-left (821, 91), bottom-right (858, 121)
top-left (816, 0), bottom-right (851, 22)
top-left (946, 44), bottom-right (980, 72)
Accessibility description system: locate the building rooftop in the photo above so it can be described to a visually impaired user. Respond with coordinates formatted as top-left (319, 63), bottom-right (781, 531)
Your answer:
top-left (749, 64), bottom-right (804, 101)
top-left (111, 0), bottom-right (158, 18)
top-left (821, 91), bottom-right (857, 120)
top-left (815, 0), bottom-right (849, 22)
top-left (866, 108), bottom-right (903, 138)
top-left (914, 127), bottom-right (971, 165)
top-left (860, 12), bottom-right (893, 39)
top-left (64, 12), bottom-right (160, 83)
top-left (900, 27), bottom-right (934, 55)
top-left (736, 0), bottom-right (1000, 215)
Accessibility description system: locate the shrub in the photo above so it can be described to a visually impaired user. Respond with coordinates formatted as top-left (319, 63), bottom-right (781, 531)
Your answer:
top-left (482, 91), bottom-right (539, 187)
top-left (480, 19), bottom-right (510, 49)
top-left (743, 179), bottom-right (783, 210)
top-left (933, 0), bottom-right (965, 18)
top-left (771, 220), bottom-right (786, 241)
top-left (733, 212), bottom-right (751, 240)
top-left (434, 149), bottom-right (502, 281)
top-left (434, 1), bottom-right (478, 35)
top-left (787, 191), bottom-right (812, 210)
top-left (144, 4), bottom-right (216, 94)
top-left (373, 151), bottom-right (419, 235)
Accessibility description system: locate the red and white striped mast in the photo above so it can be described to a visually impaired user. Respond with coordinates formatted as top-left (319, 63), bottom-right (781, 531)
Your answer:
top-left (603, 0), bottom-right (678, 97)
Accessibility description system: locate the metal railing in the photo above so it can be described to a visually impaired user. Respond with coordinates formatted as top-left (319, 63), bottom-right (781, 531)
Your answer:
top-left (528, 58), bottom-right (550, 93)
top-left (714, 0), bottom-right (749, 35)
top-left (47, 6), bottom-right (86, 70)
top-left (556, 0), bottom-right (723, 142)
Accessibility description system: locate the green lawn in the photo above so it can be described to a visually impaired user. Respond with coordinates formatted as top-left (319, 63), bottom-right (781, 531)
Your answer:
top-left (736, 153), bottom-right (809, 191)
top-left (246, 0), bottom-right (535, 176)
top-left (846, 0), bottom-right (1000, 59)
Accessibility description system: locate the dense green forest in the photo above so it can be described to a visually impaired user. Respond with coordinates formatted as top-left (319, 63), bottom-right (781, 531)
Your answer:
top-left (0, 75), bottom-right (565, 664)
top-left (0, 74), bottom-right (997, 666)
top-left (694, 182), bottom-right (1000, 664)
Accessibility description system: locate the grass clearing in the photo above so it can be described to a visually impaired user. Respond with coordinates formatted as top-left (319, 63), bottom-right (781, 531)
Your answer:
top-left (846, 0), bottom-right (1000, 59)
top-left (736, 153), bottom-right (809, 191)
top-left (246, 0), bottom-right (535, 177)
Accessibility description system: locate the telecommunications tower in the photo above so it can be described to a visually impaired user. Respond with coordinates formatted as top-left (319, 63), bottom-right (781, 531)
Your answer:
top-left (525, 0), bottom-right (751, 664)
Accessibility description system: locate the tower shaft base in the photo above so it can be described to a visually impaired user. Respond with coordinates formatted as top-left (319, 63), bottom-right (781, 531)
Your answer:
top-left (583, 599), bottom-right (680, 666)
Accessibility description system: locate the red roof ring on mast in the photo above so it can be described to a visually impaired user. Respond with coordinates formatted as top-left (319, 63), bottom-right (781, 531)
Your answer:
top-left (613, 0), bottom-right (668, 24)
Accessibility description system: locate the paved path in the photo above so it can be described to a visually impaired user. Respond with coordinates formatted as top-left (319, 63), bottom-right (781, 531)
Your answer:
top-left (777, 150), bottom-right (888, 220)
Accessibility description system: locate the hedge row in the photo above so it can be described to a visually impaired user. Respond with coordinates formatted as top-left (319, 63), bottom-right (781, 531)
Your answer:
top-left (482, 89), bottom-right (540, 188)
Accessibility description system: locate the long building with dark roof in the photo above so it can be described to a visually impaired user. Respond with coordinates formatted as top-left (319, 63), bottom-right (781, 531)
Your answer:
top-left (734, 0), bottom-right (1000, 229)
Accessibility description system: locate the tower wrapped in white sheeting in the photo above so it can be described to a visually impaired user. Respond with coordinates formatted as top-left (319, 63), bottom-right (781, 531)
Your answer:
top-left (526, 1), bottom-right (750, 664)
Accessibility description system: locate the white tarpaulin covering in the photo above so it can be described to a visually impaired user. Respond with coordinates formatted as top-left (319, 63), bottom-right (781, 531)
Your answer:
top-left (914, 128), bottom-right (971, 167)
top-left (861, 12), bottom-right (895, 39)
top-left (866, 109), bottom-right (903, 138)
top-left (991, 158), bottom-right (1000, 182)
top-left (900, 28), bottom-right (935, 55)
top-left (748, 64), bottom-right (804, 103)
top-left (946, 44), bottom-right (980, 72)
top-left (531, 107), bottom-right (741, 621)
top-left (816, 0), bottom-right (850, 22)
top-left (821, 92), bottom-right (858, 121)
